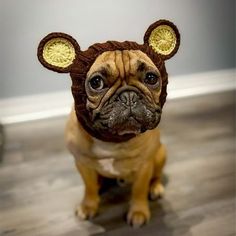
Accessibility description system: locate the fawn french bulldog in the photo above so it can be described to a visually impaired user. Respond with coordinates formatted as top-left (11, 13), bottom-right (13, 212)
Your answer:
top-left (38, 19), bottom-right (180, 227)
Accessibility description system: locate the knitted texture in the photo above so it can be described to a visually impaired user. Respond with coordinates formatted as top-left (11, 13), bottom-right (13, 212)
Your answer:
top-left (37, 19), bottom-right (181, 142)
top-left (38, 32), bottom-right (80, 73)
top-left (144, 20), bottom-right (180, 60)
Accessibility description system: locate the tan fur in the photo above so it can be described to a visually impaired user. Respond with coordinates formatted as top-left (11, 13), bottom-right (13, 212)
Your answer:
top-left (86, 50), bottom-right (162, 112)
top-left (65, 50), bottom-right (166, 227)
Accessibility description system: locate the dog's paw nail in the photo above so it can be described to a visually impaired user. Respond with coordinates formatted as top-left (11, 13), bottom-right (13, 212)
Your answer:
top-left (149, 183), bottom-right (165, 201)
top-left (75, 206), bottom-right (87, 220)
top-left (75, 205), bottom-right (97, 220)
top-left (127, 210), bottom-right (149, 227)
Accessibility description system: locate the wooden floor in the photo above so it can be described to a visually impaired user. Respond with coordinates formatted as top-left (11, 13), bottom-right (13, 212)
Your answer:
top-left (0, 91), bottom-right (235, 236)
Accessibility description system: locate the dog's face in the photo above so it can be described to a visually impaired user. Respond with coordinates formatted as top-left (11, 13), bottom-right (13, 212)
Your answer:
top-left (37, 19), bottom-right (180, 142)
top-left (85, 50), bottom-right (162, 137)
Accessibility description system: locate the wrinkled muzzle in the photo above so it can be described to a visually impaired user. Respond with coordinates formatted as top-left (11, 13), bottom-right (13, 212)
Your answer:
top-left (92, 88), bottom-right (162, 136)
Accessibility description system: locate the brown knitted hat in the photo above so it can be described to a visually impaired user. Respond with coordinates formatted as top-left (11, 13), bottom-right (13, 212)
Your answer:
top-left (37, 19), bottom-right (180, 142)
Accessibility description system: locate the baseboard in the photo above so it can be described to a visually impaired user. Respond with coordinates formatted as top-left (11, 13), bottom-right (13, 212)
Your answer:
top-left (167, 68), bottom-right (235, 99)
top-left (0, 68), bottom-right (235, 125)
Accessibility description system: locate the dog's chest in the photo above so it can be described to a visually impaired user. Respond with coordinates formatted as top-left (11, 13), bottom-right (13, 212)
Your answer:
top-left (91, 140), bottom-right (143, 177)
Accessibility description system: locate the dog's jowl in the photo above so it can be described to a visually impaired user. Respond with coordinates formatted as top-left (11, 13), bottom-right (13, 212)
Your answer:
top-left (37, 19), bottom-right (180, 227)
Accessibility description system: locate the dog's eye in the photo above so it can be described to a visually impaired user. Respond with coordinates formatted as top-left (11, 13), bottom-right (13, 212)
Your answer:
top-left (89, 76), bottom-right (104, 91)
top-left (144, 72), bottom-right (160, 87)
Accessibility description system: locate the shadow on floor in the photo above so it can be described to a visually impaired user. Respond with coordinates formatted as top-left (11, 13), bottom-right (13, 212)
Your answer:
top-left (91, 175), bottom-right (203, 236)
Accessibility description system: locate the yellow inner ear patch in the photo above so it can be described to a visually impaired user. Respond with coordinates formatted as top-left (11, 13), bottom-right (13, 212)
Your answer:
top-left (149, 25), bottom-right (177, 56)
top-left (43, 38), bottom-right (76, 68)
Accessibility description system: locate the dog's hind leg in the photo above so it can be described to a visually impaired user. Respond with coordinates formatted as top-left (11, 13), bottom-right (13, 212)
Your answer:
top-left (149, 144), bottom-right (167, 200)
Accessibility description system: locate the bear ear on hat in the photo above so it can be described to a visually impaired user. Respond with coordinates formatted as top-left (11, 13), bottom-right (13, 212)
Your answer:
top-left (37, 32), bottom-right (80, 73)
top-left (144, 19), bottom-right (180, 60)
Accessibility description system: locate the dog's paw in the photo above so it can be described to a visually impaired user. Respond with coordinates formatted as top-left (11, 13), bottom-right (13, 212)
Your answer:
top-left (149, 182), bottom-right (165, 201)
top-left (75, 202), bottom-right (99, 220)
top-left (127, 205), bottom-right (150, 228)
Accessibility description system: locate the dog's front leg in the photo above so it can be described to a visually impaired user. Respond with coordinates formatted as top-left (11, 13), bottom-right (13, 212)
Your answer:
top-left (75, 160), bottom-right (100, 220)
top-left (127, 161), bottom-right (153, 227)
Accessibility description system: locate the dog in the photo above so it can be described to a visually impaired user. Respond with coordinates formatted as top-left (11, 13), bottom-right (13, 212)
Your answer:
top-left (37, 19), bottom-right (180, 227)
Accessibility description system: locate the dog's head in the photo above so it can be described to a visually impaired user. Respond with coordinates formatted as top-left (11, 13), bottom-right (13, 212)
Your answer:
top-left (38, 20), bottom-right (180, 142)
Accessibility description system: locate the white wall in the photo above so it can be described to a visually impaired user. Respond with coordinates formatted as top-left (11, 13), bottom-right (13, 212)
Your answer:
top-left (0, 0), bottom-right (235, 98)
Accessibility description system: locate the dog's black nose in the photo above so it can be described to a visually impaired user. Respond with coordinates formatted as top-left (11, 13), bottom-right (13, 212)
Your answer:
top-left (119, 90), bottom-right (138, 107)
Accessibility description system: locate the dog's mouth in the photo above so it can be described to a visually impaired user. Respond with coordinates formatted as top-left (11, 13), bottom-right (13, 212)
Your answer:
top-left (112, 116), bottom-right (142, 136)
top-left (93, 104), bottom-right (161, 138)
